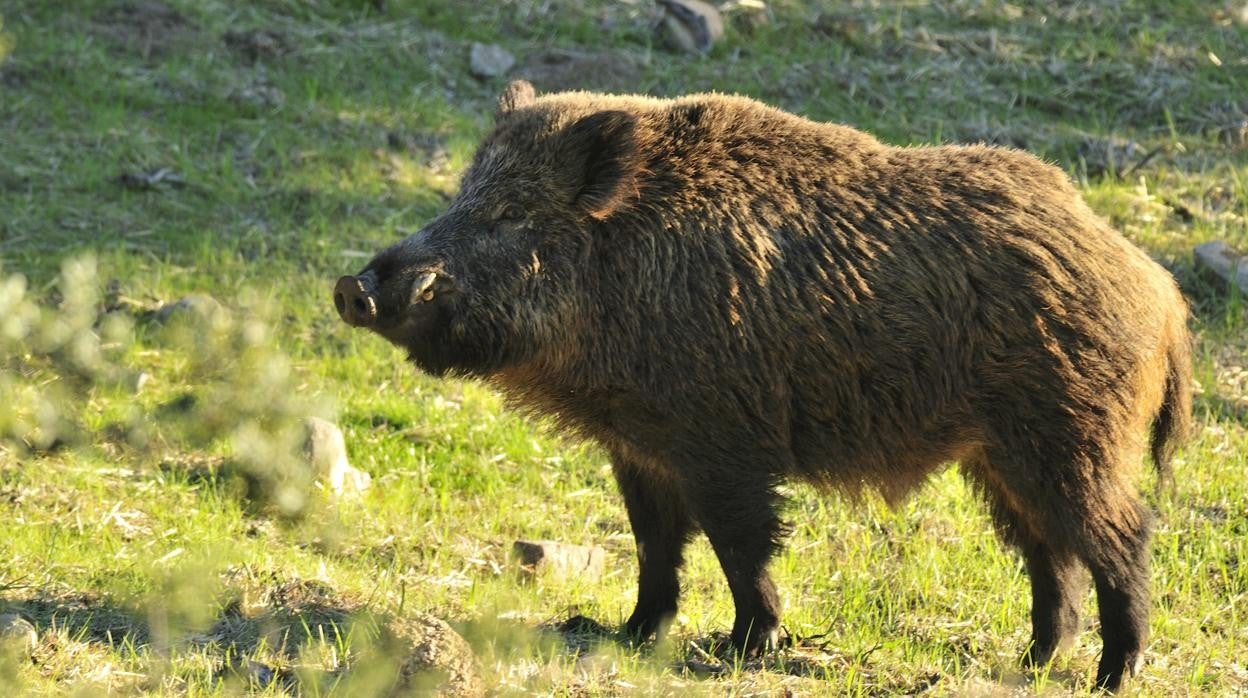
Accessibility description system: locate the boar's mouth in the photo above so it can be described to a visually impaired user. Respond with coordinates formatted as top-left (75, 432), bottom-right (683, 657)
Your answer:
top-left (334, 266), bottom-right (479, 376)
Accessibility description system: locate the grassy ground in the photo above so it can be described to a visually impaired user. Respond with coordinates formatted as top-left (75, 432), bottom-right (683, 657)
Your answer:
top-left (0, 0), bottom-right (1246, 694)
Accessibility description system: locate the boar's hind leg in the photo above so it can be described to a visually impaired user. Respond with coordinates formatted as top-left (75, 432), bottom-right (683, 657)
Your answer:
top-left (612, 452), bottom-right (698, 642)
top-left (1020, 541), bottom-right (1087, 668)
top-left (682, 469), bottom-right (785, 656)
top-left (968, 460), bottom-right (1087, 668)
top-left (1035, 471), bottom-right (1151, 692)
top-left (1078, 494), bottom-right (1152, 693)
top-left (973, 449), bottom-right (1151, 692)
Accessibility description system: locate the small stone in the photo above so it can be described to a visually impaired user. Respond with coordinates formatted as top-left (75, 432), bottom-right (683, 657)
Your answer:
top-left (512, 540), bottom-right (606, 580)
top-left (0, 613), bottom-right (38, 653)
top-left (303, 417), bottom-right (371, 496)
top-left (155, 293), bottom-right (226, 324)
top-left (469, 43), bottom-right (515, 79)
top-left (380, 612), bottom-right (484, 697)
top-left (657, 0), bottom-right (724, 54)
top-left (1194, 241), bottom-right (1248, 294)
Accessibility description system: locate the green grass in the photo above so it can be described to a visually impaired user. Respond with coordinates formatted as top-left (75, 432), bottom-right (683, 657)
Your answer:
top-left (1, 0), bottom-right (1246, 694)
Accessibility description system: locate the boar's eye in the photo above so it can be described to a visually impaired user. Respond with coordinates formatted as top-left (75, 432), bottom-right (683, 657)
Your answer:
top-left (496, 204), bottom-right (526, 224)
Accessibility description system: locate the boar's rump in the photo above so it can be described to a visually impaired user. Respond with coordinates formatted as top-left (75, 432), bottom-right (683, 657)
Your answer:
top-left (334, 80), bottom-right (1192, 692)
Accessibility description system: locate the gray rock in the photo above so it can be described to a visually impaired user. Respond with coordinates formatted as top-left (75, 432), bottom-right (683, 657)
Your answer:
top-left (512, 540), bottom-right (606, 580)
top-left (1194, 241), bottom-right (1248, 294)
top-left (469, 42), bottom-right (515, 79)
top-left (0, 613), bottom-right (38, 653)
top-left (303, 417), bottom-right (371, 496)
top-left (658, 0), bottom-right (724, 54)
top-left (381, 612), bottom-right (484, 697)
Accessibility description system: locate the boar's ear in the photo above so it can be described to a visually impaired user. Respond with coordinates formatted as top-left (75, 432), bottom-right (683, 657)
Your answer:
top-left (561, 110), bottom-right (643, 220)
top-left (496, 80), bottom-right (536, 118)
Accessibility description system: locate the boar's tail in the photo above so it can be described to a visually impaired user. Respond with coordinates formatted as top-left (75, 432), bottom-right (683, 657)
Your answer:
top-left (1150, 333), bottom-right (1193, 488)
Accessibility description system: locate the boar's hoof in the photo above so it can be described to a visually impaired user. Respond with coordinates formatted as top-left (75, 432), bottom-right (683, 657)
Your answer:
top-left (1095, 651), bottom-right (1144, 694)
top-left (726, 626), bottom-right (788, 659)
top-left (624, 608), bottom-right (677, 644)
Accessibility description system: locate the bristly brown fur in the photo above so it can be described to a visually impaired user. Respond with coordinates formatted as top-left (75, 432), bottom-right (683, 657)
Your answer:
top-left (350, 81), bottom-right (1193, 692)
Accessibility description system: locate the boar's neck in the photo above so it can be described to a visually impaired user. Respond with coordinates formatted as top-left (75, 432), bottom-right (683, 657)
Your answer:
top-left (490, 203), bottom-right (793, 456)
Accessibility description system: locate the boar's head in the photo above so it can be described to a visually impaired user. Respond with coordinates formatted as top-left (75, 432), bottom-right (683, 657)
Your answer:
top-left (334, 80), bottom-right (644, 377)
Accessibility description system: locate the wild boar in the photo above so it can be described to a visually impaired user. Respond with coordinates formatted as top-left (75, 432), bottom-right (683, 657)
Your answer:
top-left (334, 80), bottom-right (1191, 691)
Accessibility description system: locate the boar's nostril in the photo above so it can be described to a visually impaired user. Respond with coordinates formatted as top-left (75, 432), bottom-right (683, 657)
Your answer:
top-left (334, 275), bottom-right (379, 328)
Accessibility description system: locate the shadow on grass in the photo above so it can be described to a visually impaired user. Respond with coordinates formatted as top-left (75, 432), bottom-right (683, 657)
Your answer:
top-left (1, 591), bottom-right (149, 648)
top-left (0, 575), bottom-right (479, 694)
top-left (0, 582), bottom-right (351, 662)
top-left (483, 611), bottom-right (1059, 694)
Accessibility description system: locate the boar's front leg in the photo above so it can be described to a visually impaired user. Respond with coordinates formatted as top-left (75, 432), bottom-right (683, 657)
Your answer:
top-left (682, 466), bottom-right (785, 656)
top-left (611, 451), bottom-right (697, 642)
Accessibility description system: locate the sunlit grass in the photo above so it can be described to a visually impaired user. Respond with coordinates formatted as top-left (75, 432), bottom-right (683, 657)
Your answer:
top-left (0, 0), bottom-right (1245, 694)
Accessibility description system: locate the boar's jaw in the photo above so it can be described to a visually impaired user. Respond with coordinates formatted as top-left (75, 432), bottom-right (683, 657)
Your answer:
top-left (369, 295), bottom-right (458, 374)
top-left (354, 268), bottom-right (489, 377)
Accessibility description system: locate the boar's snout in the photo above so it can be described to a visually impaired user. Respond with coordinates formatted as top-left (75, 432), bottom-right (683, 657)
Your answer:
top-left (334, 262), bottom-right (451, 332)
top-left (334, 271), bottom-right (379, 328)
